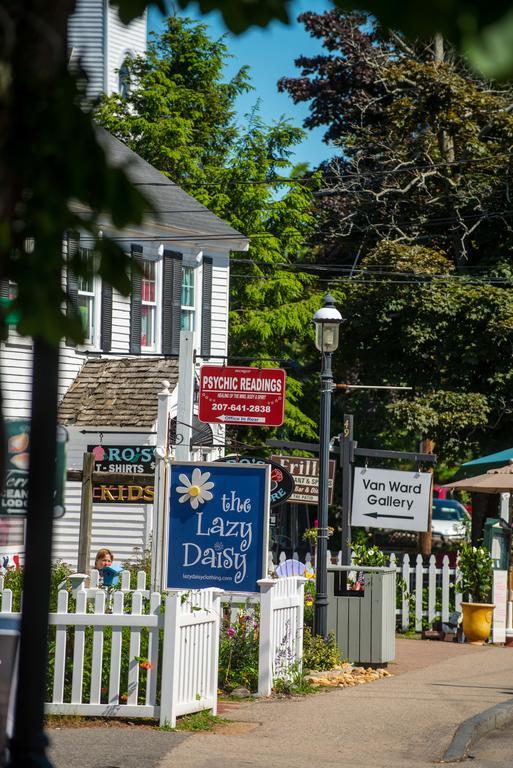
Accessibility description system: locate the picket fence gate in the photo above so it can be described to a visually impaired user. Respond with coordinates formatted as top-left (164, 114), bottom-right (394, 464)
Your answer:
top-left (270, 550), bottom-right (462, 632)
top-left (258, 577), bottom-right (306, 696)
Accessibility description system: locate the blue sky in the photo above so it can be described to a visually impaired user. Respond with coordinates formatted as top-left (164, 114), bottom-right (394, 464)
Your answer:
top-left (148, 1), bottom-right (337, 169)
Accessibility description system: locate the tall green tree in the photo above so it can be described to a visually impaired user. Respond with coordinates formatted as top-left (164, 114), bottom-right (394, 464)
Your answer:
top-left (97, 16), bottom-right (329, 439)
top-left (280, 10), bottom-right (513, 464)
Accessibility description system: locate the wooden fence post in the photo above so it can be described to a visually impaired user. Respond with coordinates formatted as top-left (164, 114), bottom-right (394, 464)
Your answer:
top-left (77, 452), bottom-right (94, 574)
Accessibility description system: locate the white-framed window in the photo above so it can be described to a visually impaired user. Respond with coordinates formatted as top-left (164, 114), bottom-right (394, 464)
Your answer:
top-left (141, 259), bottom-right (159, 350)
top-left (77, 247), bottom-right (99, 345)
top-left (181, 266), bottom-right (195, 331)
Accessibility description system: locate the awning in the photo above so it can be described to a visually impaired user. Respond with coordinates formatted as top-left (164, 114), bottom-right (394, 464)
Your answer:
top-left (454, 447), bottom-right (513, 480)
top-left (443, 464), bottom-right (513, 494)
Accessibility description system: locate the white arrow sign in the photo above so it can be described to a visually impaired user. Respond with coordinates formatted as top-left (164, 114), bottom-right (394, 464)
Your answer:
top-left (351, 467), bottom-right (432, 532)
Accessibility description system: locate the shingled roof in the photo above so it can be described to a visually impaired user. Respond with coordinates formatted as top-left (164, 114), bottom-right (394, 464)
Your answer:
top-left (58, 357), bottom-right (179, 428)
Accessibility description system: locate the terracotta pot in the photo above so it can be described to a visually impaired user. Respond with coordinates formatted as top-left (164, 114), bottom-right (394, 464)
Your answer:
top-left (461, 602), bottom-right (495, 644)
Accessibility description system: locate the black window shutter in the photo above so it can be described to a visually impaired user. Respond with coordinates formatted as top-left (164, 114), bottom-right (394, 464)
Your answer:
top-left (0, 277), bottom-right (9, 340)
top-left (201, 256), bottom-right (213, 358)
top-left (100, 281), bottom-right (113, 352)
top-left (130, 244), bottom-right (143, 354)
top-left (66, 231), bottom-right (80, 347)
top-left (162, 250), bottom-right (183, 355)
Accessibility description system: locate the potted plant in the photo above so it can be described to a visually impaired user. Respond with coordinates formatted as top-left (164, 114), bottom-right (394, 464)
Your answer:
top-left (457, 543), bottom-right (494, 643)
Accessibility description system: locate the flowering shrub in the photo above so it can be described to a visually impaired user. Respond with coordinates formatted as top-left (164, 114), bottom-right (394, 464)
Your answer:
top-left (304, 579), bottom-right (315, 629)
top-left (302, 628), bottom-right (343, 671)
top-left (218, 608), bottom-right (259, 692)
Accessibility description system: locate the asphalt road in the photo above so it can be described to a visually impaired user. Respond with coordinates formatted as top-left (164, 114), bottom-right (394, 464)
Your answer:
top-left (47, 726), bottom-right (189, 768)
top-left (468, 722), bottom-right (513, 767)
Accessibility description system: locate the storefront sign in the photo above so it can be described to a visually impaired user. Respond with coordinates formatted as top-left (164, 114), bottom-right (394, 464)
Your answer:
top-left (87, 444), bottom-right (155, 504)
top-left (167, 462), bottom-right (270, 592)
top-left (271, 455), bottom-right (336, 505)
top-left (216, 455), bottom-right (295, 507)
top-left (198, 365), bottom-right (286, 426)
top-left (87, 444), bottom-right (155, 474)
top-left (351, 467), bottom-right (432, 532)
top-left (0, 421), bottom-right (67, 517)
top-left (92, 484), bottom-right (154, 504)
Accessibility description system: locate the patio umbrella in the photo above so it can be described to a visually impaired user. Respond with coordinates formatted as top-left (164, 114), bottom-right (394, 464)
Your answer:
top-left (443, 464), bottom-right (513, 494)
top-left (453, 447), bottom-right (513, 479)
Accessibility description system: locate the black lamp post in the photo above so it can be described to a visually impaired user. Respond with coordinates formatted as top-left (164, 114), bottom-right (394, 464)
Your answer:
top-left (312, 293), bottom-right (342, 638)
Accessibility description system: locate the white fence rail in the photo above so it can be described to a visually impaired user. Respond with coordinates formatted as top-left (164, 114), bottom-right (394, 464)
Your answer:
top-left (0, 574), bottom-right (306, 722)
top-left (0, 584), bottom-right (223, 728)
top-left (270, 551), bottom-right (461, 632)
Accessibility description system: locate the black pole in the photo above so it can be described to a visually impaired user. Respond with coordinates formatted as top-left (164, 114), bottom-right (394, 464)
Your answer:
top-left (340, 414), bottom-right (354, 566)
top-left (8, 338), bottom-right (59, 768)
top-left (314, 350), bottom-right (333, 638)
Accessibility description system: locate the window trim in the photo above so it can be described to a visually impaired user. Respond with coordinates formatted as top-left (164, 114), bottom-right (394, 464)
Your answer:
top-left (141, 258), bottom-right (162, 353)
top-left (180, 264), bottom-right (196, 333)
top-left (77, 247), bottom-right (101, 349)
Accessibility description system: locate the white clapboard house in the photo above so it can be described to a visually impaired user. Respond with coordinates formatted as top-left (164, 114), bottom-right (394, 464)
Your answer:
top-left (0, 1), bottom-right (248, 569)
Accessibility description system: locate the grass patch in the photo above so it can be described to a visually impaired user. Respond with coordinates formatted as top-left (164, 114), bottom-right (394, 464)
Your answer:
top-left (162, 710), bottom-right (227, 732)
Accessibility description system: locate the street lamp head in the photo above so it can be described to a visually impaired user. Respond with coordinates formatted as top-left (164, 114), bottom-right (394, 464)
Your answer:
top-left (313, 293), bottom-right (343, 353)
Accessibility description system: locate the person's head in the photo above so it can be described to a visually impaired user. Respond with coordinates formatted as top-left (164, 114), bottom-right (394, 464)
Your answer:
top-left (95, 548), bottom-right (114, 570)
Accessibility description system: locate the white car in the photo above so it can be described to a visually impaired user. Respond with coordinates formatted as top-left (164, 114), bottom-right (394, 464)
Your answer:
top-left (432, 499), bottom-right (469, 544)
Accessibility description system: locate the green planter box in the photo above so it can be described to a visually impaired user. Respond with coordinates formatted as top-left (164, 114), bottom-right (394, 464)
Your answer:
top-left (327, 565), bottom-right (396, 665)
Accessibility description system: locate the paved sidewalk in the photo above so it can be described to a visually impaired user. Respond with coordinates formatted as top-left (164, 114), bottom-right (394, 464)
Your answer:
top-left (48, 638), bottom-right (513, 768)
top-left (157, 638), bottom-right (513, 768)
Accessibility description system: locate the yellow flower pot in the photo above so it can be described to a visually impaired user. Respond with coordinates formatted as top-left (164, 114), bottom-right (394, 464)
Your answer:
top-left (461, 602), bottom-right (495, 644)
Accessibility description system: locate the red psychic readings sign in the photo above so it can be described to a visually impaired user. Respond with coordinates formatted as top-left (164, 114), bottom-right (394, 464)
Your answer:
top-left (198, 365), bottom-right (286, 426)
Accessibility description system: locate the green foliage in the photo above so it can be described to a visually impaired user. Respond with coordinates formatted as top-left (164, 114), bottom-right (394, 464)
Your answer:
top-left (165, 710), bottom-right (226, 731)
top-left (97, 15), bottom-right (329, 440)
top-left (2, 23), bottom-right (150, 345)
top-left (457, 543), bottom-right (493, 603)
top-left (218, 608), bottom-right (259, 692)
top-left (302, 628), bottom-right (344, 671)
top-left (303, 579), bottom-right (315, 629)
top-left (350, 542), bottom-right (388, 568)
top-left (273, 661), bottom-right (314, 695)
top-left (280, 11), bottom-right (513, 461)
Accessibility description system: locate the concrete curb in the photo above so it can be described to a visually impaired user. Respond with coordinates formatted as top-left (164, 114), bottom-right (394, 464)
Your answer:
top-left (442, 698), bottom-right (513, 762)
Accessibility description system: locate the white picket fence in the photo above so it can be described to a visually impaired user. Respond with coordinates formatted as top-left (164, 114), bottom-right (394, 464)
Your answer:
top-left (258, 577), bottom-right (306, 696)
top-left (270, 550), bottom-right (462, 632)
top-left (0, 573), bottom-right (306, 723)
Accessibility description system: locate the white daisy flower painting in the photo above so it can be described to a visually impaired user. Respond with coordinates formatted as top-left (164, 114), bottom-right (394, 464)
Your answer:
top-left (176, 467), bottom-right (215, 510)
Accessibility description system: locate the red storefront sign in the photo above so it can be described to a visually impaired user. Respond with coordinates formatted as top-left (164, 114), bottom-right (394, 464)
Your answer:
top-left (198, 365), bottom-right (286, 426)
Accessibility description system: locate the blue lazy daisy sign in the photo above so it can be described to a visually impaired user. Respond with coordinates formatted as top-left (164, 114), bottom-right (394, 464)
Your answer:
top-left (167, 462), bottom-right (270, 593)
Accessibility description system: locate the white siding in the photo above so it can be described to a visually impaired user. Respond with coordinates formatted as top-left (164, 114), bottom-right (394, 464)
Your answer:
top-left (68, 0), bottom-right (106, 99)
top-left (106, 4), bottom-right (147, 96)
top-left (1, 343), bottom-right (33, 419)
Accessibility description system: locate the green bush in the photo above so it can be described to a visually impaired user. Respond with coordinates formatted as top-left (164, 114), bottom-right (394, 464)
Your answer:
top-left (218, 608), bottom-right (259, 692)
top-left (350, 542), bottom-right (388, 567)
top-left (302, 628), bottom-right (343, 671)
top-left (303, 579), bottom-right (315, 629)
